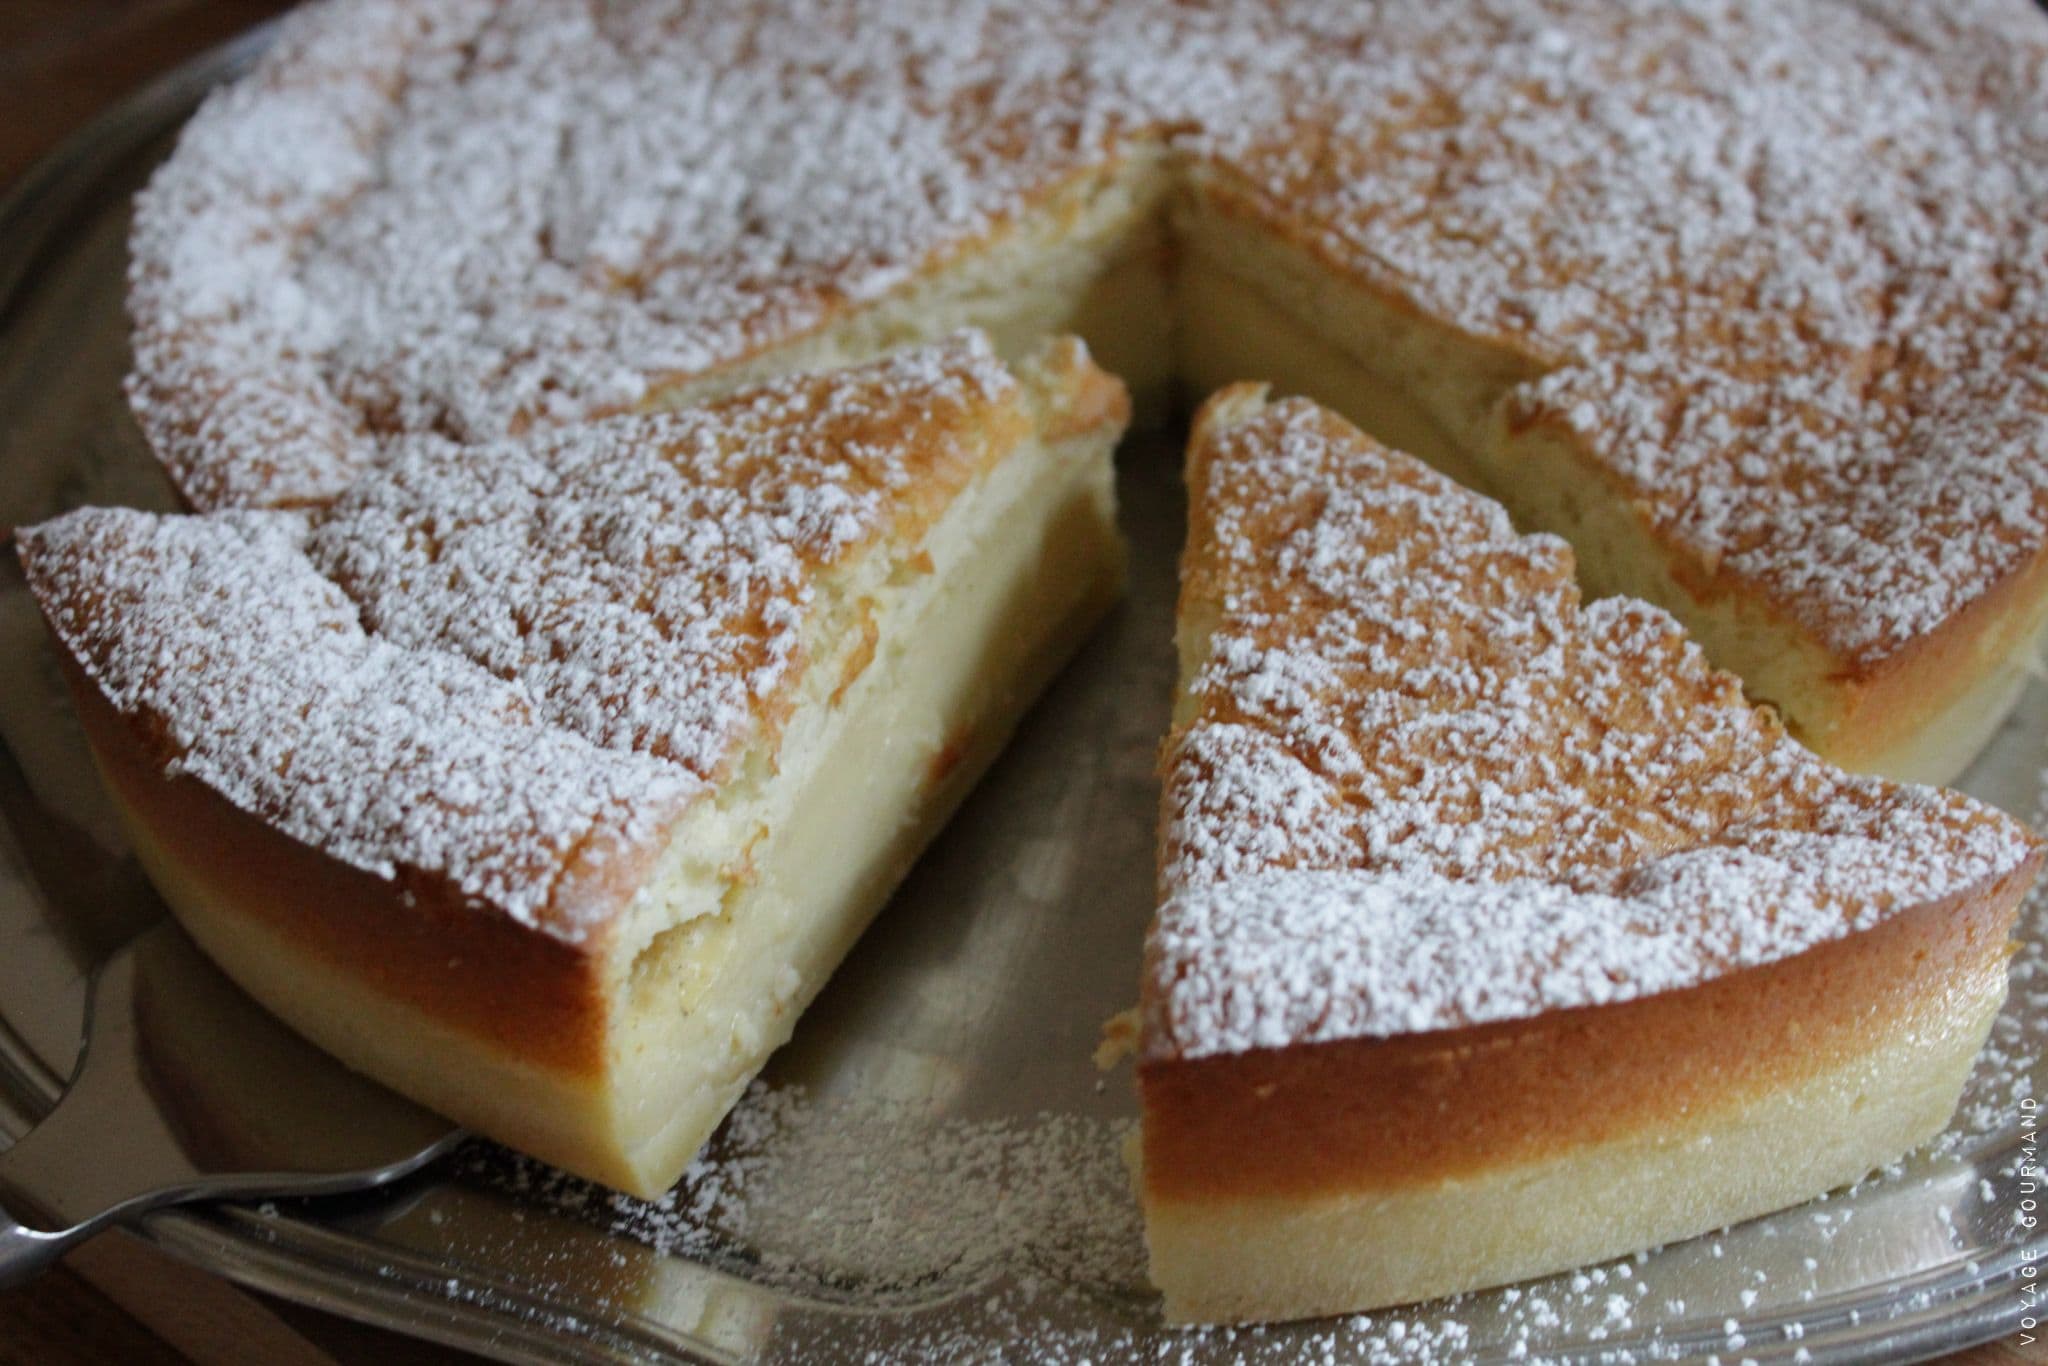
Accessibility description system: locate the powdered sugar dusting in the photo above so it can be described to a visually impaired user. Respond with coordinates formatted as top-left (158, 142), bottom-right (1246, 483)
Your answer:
top-left (18, 507), bottom-right (696, 934)
top-left (307, 334), bottom-right (1016, 780)
top-left (504, 1086), bottom-right (1148, 1296)
top-left (453, 1087), bottom-right (1508, 1361)
top-left (131, 0), bottom-right (2048, 667)
top-left (126, 0), bottom-right (1175, 508)
top-left (19, 337), bottom-right (1025, 939)
top-left (1148, 395), bottom-right (2038, 1057)
top-left (1218, 2), bottom-right (2048, 663)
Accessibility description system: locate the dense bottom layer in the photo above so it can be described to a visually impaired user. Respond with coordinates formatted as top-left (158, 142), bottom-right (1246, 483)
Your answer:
top-left (1141, 970), bottom-right (2005, 1324)
top-left (82, 421), bottom-right (1126, 1196)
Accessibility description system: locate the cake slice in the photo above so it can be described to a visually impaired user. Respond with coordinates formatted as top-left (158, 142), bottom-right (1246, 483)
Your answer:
top-left (1137, 387), bottom-right (2041, 1324)
top-left (19, 333), bottom-right (1127, 1197)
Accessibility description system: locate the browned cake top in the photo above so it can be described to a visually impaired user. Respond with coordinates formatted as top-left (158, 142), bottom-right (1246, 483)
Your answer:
top-left (1146, 391), bottom-right (2038, 1059)
top-left (132, 0), bottom-right (2048, 667)
top-left (22, 337), bottom-right (1037, 942)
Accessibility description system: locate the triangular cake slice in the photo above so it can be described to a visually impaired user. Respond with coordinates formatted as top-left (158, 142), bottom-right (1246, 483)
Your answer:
top-left (20, 333), bottom-right (1127, 1196)
top-left (1137, 387), bottom-right (2041, 1324)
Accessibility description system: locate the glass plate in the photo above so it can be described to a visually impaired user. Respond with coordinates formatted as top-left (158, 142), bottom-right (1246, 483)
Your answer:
top-left (1, 24), bottom-right (2043, 1366)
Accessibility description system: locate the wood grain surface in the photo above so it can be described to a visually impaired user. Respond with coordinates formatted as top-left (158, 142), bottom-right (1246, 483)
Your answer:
top-left (0, 3), bottom-right (2041, 1364)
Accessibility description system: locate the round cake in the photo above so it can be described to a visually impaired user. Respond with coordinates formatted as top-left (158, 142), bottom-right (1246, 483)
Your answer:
top-left (15, 0), bottom-right (2048, 1328)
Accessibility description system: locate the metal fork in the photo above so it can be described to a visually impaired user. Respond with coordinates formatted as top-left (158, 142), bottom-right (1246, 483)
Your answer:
top-left (0, 921), bottom-right (462, 1286)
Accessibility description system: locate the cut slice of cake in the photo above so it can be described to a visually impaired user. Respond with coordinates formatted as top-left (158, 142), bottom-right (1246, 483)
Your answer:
top-left (1137, 386), bottom-right (2041, 1324)
top-left (19, 333), bottom-right (1127, 1197)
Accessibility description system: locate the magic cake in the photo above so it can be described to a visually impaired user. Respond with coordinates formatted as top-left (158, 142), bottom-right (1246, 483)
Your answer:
top-left (17, 0), bottom-right (2048, 1309)
top-left (126, 0), bottom-right (2048, 781)
top-left (1137, 389), bottom-right (2041, 1323)
top-left (21, 336), bottom-right (1126, 1195)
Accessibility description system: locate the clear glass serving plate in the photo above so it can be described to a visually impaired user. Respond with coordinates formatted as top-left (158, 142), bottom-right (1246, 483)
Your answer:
top-left (0, 24), bottom-right (2043, 1365)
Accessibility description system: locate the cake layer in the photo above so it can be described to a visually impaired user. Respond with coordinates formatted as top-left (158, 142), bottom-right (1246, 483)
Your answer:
top-left (1139, 387), bottom-right (2042, 1321)
top-left (24, 336), bottom-right (1129, 1194)
top-left (603, 402), bottom-right (1125, 1186)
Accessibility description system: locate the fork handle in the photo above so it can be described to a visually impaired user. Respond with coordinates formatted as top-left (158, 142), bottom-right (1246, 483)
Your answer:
top-left (0, 924), bottom-right (461, 1287)
top-left (0, 1010), bottom-right (189, 1289)
top-left (0, 1205), bottom-right (81, 1288)
top-left (0, 943), bottom-right (205, 1283)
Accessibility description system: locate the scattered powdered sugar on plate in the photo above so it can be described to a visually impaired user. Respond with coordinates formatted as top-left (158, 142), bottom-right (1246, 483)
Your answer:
top-left (620, 1086), bottom-right (1147, 1299)
top-left (449, 1086), bottom-right (1496, 1361)
top-left (457, 1084), bottom-right (1147, 1305)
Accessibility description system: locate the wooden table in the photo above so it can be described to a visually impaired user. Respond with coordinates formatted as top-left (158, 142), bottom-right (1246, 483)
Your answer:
top-left (0, 5), bottom-right (2040, 1363)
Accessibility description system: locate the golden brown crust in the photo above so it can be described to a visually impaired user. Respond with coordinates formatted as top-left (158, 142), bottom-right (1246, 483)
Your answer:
top-left (1139, 856), bottom-right (2034, 1202)
top-left (64, 645), bottom-right (611, 1077)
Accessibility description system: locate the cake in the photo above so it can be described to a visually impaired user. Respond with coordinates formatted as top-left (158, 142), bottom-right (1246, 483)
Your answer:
top-left (124, 0), bottom-right (2048, 782)
top-left (15, 0), bottom-right (2048, 1316)
top-left (1136, 387), bottom-right (2042, 1323)
top-left (20, 335), bottom-right (1128, 1196)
